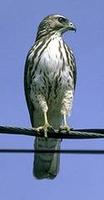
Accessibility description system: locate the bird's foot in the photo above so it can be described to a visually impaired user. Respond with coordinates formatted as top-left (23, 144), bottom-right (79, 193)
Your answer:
top-left (59, 125), bottom-right (71, 133)
top-left (36, 123), bottom-right (53, 138)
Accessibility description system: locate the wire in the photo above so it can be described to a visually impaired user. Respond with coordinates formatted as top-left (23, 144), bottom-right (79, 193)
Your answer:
top-left (0, 126), bottom-right (104, 154)
top-left (0, 149), bottom-right (104, 154)
top-left (0, 125), bottom-right (104, 138)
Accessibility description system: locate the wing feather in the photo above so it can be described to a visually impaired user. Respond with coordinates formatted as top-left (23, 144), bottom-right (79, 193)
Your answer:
top-left (64, 43), bottom-right (77, 90)
top-left (24, 50), bottom-right (34, 126)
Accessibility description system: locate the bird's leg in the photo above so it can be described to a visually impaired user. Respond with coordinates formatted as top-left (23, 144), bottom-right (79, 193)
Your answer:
top-left (60, 113), bottom-right (70, 132)
top-left (60, 90), bottom-right (73, 132)
top-left (63, 113), bottom-right (70, 130)
top-left (32, 94), bottom-right (52, 137)
top-left (36, 111), bottom-right (52, 138)
top-left (43, 111), bottom-right (52, 137)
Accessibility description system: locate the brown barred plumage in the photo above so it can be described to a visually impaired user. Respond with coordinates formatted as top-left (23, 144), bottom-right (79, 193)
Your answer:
top-left (24, 14), bottom-right (76, 179)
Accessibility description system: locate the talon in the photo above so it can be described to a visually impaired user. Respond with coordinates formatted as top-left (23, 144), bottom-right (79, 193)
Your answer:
top-left (32, 127), bottom-right (41, 135)
top-left (59, 125), bottom-right (71, 133)
top-left (36, 126), bottom-right (43, 134)
top-left (44, 123), bottom-right (53, 138)
top-left (36, 123), bottom-right (52, 138)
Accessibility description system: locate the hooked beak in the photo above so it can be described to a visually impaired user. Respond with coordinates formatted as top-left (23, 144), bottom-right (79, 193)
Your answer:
top-left (68, 22), bottom-right (76, 32)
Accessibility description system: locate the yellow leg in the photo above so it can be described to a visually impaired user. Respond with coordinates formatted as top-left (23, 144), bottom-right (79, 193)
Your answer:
top-left (44, 112), bottom-right (49, 126)
top-left (36, 111), bottom-right (52, 137)
top-left (60, 114), bottom-right (70, 132)
top-left (63, 114), bottom-right (68, 127)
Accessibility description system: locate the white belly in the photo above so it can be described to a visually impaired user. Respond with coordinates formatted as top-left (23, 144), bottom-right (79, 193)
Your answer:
top-left (31, 37), bottom-right (73, 107)
top-left (30, 37), bottom-right (74, 128)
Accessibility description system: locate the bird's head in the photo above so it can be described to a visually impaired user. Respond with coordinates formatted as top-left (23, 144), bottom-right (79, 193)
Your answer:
top-left (36, 14), bottom-right (76, 41)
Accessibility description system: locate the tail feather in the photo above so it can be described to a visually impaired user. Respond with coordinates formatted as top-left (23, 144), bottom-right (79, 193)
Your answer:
top-left (33, 137), bottom-right (61, 179)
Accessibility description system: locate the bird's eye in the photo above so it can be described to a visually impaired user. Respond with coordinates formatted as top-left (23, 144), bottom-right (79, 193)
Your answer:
top-left (58, 17), bottom-right (67, 23)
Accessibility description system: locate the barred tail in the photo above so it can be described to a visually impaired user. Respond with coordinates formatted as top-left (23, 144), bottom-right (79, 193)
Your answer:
top-left (33, 137), bottom-right (61, 179)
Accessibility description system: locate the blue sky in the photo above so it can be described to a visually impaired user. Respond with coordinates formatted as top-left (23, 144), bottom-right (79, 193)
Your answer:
top-left (0, 0), bottom-right (104, 199)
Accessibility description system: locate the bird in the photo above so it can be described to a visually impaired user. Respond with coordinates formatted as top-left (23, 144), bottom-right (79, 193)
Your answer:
top-left (24, 14), bottom-right (77, 179)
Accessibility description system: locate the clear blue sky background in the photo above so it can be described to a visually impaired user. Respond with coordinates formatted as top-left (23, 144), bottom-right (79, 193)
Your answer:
top-left (0, 0), bottom-right (104, 199)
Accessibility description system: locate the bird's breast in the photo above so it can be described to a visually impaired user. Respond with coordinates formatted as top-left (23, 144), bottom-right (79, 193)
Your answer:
top-left (31, 37), bottom-right (73, 104)
top-left (39, 38), bottom-right (65, 73)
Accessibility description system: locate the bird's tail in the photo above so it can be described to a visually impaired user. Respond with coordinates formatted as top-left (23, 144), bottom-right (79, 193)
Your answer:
top-left (33, 137), bottom-right (61, 179)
